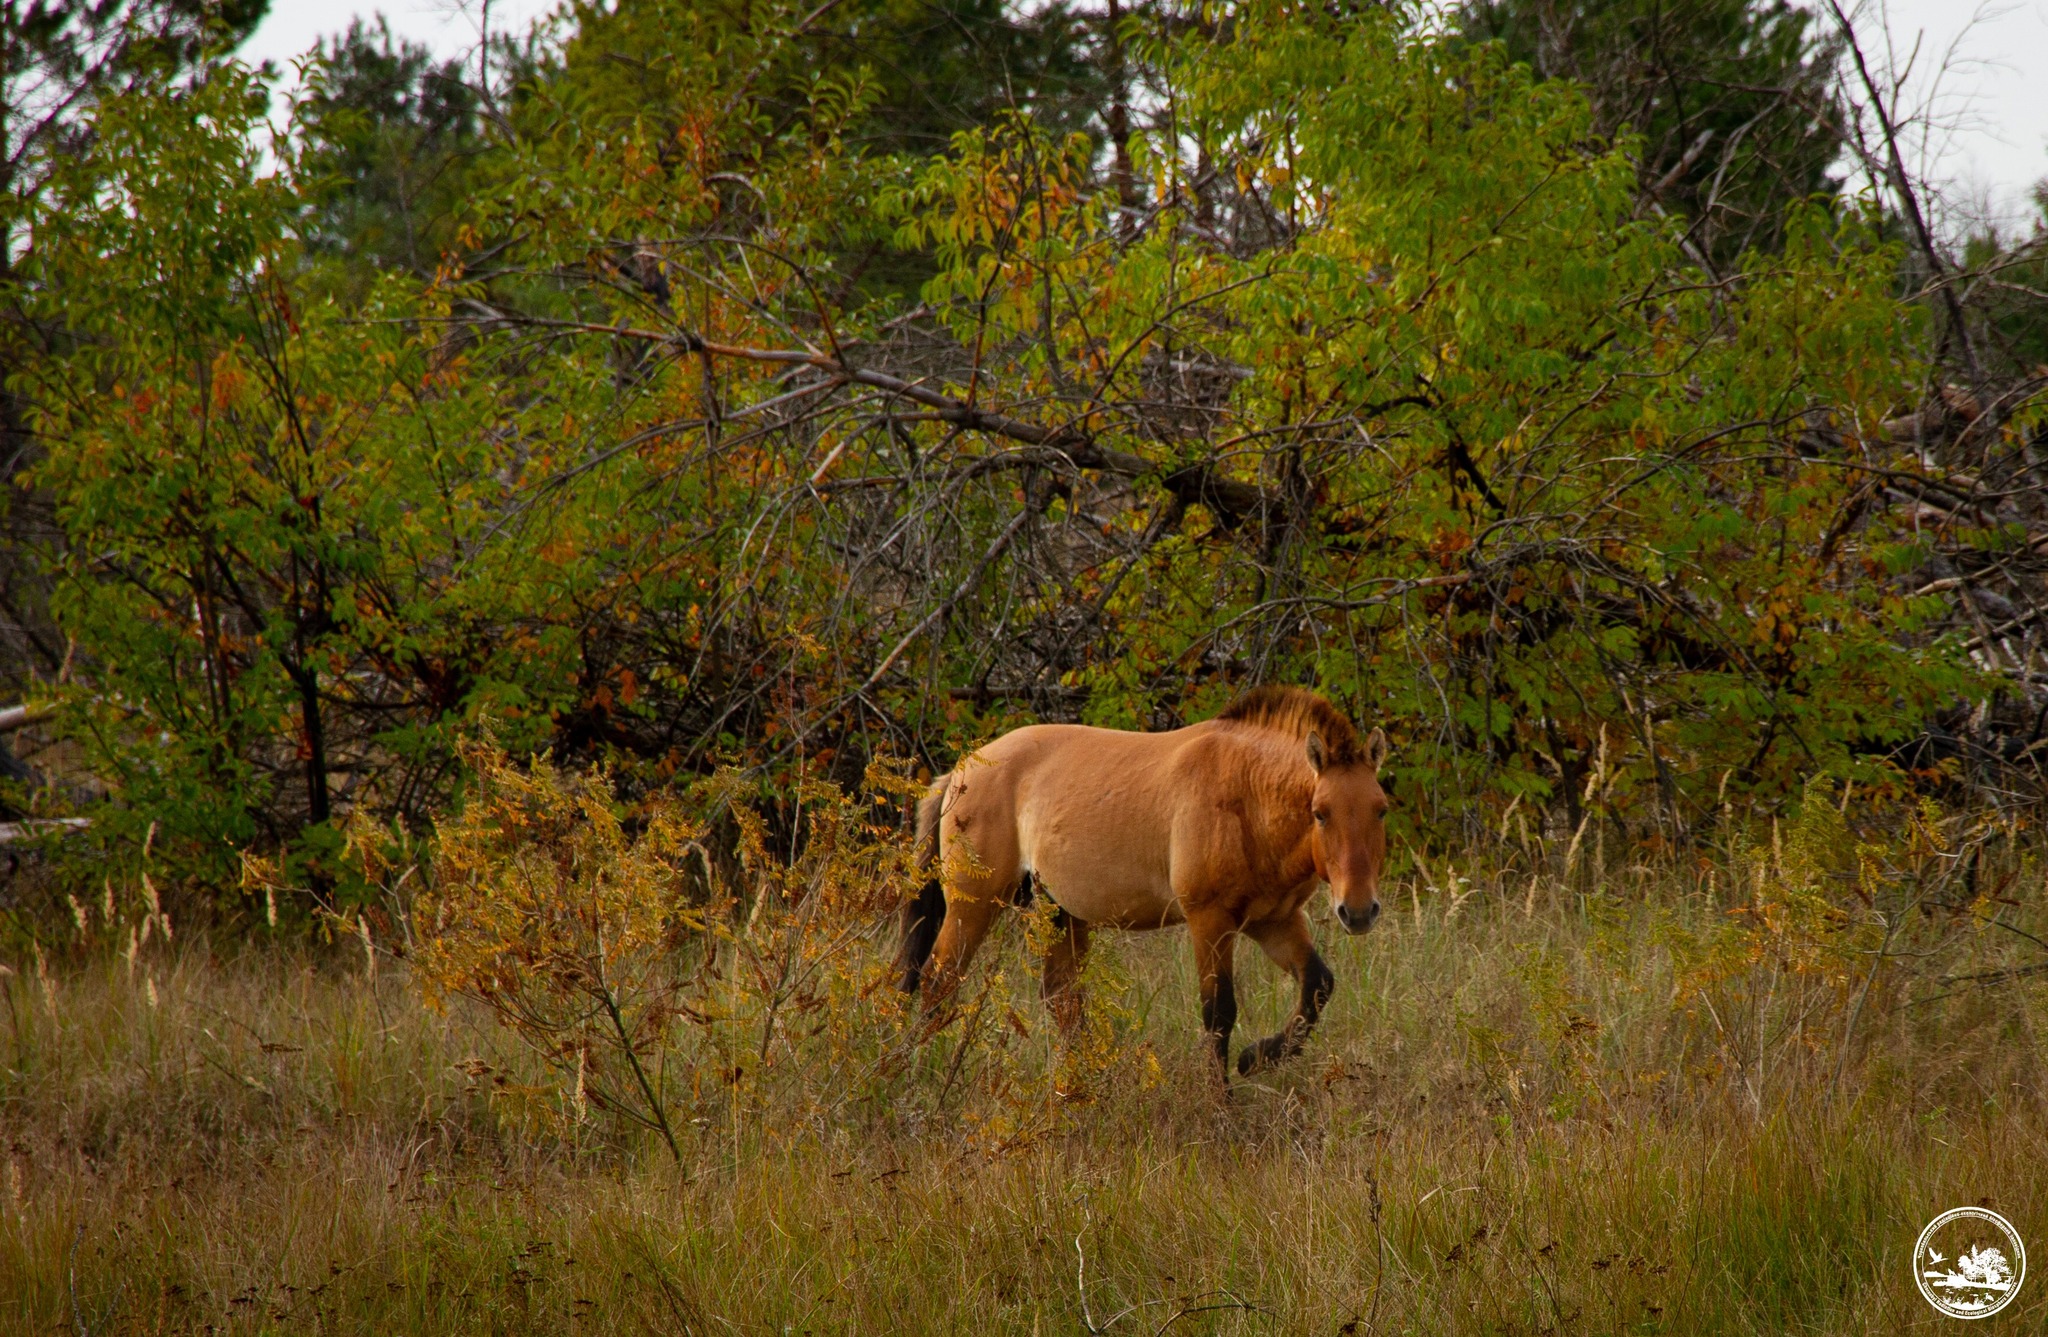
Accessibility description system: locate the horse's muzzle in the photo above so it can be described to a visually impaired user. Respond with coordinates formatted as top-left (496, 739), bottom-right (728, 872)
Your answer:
top-left (1335, 901), bottom-right (1380, 935)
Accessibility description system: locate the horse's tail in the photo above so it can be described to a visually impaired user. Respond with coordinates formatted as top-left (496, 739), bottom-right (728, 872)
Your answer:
top-left (896, 777), bottom-right (949, 993)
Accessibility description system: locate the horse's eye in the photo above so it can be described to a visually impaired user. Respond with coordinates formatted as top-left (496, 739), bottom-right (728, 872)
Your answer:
top-left (1313, 810), bottom-right (1329, 825)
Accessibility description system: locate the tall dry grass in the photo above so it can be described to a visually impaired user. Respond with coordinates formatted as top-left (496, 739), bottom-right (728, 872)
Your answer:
top-left (4, 791), bottom-right (2047, 1333)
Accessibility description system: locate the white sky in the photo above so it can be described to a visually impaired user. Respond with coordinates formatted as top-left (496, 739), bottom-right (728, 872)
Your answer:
top-left (242, 0), bottom-right (2048, 234)
top-left (1858, 0), bottom-right (2048, 234)
top-left (240, 0), bottom-right (560, 81)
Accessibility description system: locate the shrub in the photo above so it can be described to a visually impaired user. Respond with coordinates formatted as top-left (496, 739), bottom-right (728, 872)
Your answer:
top-left (408, 743), bottom-right (714, 1160)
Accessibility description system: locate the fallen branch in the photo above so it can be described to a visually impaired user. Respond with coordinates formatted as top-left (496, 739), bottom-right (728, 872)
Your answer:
top-left (0, 703), bottom-right (54, 732)
top-left (0, 818), bottom-right (89, 844)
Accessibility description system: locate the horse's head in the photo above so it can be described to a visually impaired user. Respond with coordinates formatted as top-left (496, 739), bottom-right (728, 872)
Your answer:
top-left (1306, 726), bottom-right (1390, 934)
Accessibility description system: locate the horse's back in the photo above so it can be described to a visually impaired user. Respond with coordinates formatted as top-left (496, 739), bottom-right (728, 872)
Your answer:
top-left (941, 721), bottom-right (1248, 928)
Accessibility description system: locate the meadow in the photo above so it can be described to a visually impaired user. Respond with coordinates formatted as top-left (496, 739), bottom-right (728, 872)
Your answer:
top-left (5, 804), bottom-right (2045, 1335)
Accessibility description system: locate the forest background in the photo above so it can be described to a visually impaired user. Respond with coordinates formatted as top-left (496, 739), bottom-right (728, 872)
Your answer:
top-left (0, 0), bottom-right (2041, 902)
top-left (4, 1), bottom-right (2048, 1333)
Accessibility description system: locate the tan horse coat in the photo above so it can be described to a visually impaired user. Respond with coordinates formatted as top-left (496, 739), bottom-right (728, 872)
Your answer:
top-left (898, 687), bottom-right (1389, 1079)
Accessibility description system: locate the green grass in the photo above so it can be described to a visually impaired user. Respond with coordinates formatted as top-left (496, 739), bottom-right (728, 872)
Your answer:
top-left (3, 863), bottom-right (2045, 1334)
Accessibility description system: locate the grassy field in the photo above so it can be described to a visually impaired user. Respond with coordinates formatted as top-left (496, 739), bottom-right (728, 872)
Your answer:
top-left (4, 844), bottom-right (2046, 1335)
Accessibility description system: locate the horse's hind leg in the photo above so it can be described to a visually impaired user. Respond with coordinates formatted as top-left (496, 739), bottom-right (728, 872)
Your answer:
top-left (1039, 908), bottom-right (1091, 1036)
top-left (1237, 911), bottom-right (1335, 1077)
top-left (919, 824), bottom-right (1018, 1012)
top-left (921, 891), bottom-right (1000, 1011)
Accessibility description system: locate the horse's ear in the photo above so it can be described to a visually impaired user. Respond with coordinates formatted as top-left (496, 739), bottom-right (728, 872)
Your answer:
top-left (1305, 730), bottom-right (1326, 774)
top-left (1365, 727), bottom-right (1389, 769)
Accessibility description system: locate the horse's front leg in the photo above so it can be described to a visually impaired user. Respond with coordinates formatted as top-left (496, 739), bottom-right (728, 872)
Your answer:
top-left (1188, 911), bottom-right (1240, 1085)
top-left (1237, 911), bottom-right (1335, 1077)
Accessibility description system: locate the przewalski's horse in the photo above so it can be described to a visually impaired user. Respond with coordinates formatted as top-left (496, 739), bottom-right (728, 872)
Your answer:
top-left (896, 686), bottom-right (1390, 1081)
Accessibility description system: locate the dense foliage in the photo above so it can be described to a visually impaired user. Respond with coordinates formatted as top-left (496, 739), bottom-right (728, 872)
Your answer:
top-left (1459, 0), bottom-right (1844, 264)
top-left (1, 0), bottom-right (2038, 910)
top-left (0, 0), bottom-right (272, 697)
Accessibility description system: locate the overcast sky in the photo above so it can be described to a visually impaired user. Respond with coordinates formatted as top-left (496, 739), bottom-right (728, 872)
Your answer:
top-left (241, 0), bottom-right (2048, 234)
top-left (1872, 0), bottom-right (2048, 233)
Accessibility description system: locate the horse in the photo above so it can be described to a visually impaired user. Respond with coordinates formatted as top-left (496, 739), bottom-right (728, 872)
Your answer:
top-left (895, 686), bottom-right (1390, 1081)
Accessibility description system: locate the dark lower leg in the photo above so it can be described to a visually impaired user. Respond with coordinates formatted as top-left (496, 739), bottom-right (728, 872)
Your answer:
top-left (1240, 912), bottom-right (1337, 1076)
top-left (1239, 951), bottom-right (1335, 1076)
top-left (1201, 971), bottom-right (1237, 1074)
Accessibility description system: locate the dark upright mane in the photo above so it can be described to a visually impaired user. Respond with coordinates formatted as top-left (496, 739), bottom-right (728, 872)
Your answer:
top-left (1214, 686), bottom-right (1365, 766)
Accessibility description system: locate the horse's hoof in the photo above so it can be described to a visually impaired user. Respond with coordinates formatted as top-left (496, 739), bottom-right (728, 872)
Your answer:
top-left (1236, 1045), bottom-right (1263, 1077)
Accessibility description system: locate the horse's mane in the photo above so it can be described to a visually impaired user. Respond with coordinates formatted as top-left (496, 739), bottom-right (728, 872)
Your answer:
top-left (1214, 686), bottom-right (1364, 766)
